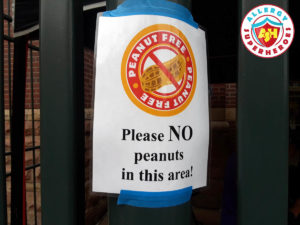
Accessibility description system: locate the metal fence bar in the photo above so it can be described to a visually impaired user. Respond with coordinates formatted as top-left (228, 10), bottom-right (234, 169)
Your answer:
top-left (5, 146), bottom-right (41, 156)
top-left (10, 36), bottom-right (27, 225)
top-left (6, 163), bottom-right (41, 178)
top-left (3, 34), bottom-right (13, 42)
top-left (25, 146), bottom-right (41, 151)
top-left (6, 10), bottom-right (13, 225)
top-left (25, 164), bottom-right (41, 171)
top-left (29, 39), bottom-right (38, 225)
top-left (7, 0), bottom-right (12, 125)
top-left (238, 1), bottom-right (288, 225)
top-left (106, 1), bottom-right (192, 225)
top-left (0, 1), bottom-right (8, 225)
top-left (2, 163), bottom-right (39, 178)
top-left (1, 1), bottom-right (41, 224)
top-left (40, 0), bottom-right (85, 224)
top-left (28, 44), bottom-right (39, 51)
top-left (3, 14), bottom-right (11, 22)
top-left (5, 11), bottom-right (13, 223)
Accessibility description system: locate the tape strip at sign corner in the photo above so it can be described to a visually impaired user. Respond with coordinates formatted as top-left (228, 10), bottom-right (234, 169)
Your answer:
top-left (102, 0), bottom-right (199, 29)
top-left (117, 186), bottom-right (193, 208)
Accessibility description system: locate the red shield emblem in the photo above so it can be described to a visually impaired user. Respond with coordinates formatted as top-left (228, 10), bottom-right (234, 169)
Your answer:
top-left (254, 23), bottom-right (280, 47)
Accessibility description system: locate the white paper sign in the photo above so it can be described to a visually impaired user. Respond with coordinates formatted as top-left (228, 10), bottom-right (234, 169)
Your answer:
top-left (93, 15), bottom-right (209, 194)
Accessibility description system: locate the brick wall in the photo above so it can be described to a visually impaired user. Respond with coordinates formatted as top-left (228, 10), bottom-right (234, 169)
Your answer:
top-left (83, 48), bottom-right (107, 225)
top-left (210, 83), bottom-right (237, 108)
top-left (84, 48), bottom-right (95, 109)
top-left (25, 44), bottom-right (40, 109)
top-left (210, 83), bottom-right (237, 121)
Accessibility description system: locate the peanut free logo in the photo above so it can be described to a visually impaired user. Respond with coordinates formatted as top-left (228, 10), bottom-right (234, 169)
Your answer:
top-left (241, 4), bottom-right (294, 58)
top-left (122, 24), bottom-right (197, 117)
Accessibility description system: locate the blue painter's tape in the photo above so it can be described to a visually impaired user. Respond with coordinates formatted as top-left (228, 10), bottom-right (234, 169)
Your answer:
top-left (117, 186), bottom-right (192, 208)
top-left (103, 0), bottom-right (198, 28)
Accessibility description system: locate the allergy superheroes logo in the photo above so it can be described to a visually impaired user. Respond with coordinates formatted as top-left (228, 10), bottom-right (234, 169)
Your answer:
top-left (241, 4), bottom-right (294, 58)
top-left (122, 24), bottom-right (197, 117)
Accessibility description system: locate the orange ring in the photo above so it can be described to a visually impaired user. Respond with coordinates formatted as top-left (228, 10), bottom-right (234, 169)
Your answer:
top-left (121, 24), bottom-right (197, 117)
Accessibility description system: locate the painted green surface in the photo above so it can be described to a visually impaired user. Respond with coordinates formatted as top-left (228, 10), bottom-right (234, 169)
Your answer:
top-left (238, 1), bottom-right (288, 225)
top-left (107, 1), bottom-right (192, 225)
top-left (40, 0), bottom-right (85, 224)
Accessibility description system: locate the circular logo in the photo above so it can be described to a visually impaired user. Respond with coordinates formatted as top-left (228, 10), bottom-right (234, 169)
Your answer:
top-left (241, 4), bottom-right (294, 58)
top-left (122, 24), bottom-right (197, 117)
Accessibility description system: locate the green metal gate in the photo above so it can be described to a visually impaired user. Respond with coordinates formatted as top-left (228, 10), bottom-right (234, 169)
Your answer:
top-left (0, 0), bottom-right (41, 224)
top-left (0, 0), bottom-right (290, 225)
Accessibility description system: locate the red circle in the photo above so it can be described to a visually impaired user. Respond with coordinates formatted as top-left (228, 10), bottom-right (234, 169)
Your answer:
top-left (125, 30), bottom-right (195, 111)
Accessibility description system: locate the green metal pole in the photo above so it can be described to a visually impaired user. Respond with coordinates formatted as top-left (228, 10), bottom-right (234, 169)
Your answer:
top-left (40, 0), bottom-right (85, 224)
top-left (0, 0), bottom-right (8, 224)
top-left (106, 0), bottom-right (191, 10)
top-left (106, 1), bottom-right (192, 225)
top-left (238, 1), bottom-right (288, 225)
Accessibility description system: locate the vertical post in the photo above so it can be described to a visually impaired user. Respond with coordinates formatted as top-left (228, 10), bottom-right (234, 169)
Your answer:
top-left (167, 0), bottom-right (191, 9)
top-left (10, 37), bottom-right (27, 225)
top-left (40, 0), bottom-right (85, 224)
top-left (106, 0), bottom-right (191, 10)
top-left (238, 1), bottom-right (288, 225)
top-left (106, 1), bottom-right (192, 225)
top-left (0, 0), bottom-right (7, 224)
